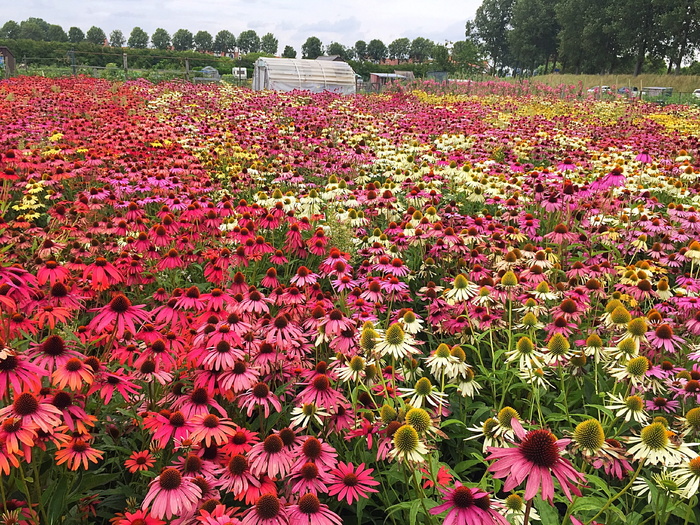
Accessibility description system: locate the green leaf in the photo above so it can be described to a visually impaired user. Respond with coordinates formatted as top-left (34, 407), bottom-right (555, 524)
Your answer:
top-left (534, 497), bottom-right (560, 523)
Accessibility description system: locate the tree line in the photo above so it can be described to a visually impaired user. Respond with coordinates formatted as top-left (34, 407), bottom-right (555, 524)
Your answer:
top-left (472, 0), bottom-right (700, 76)
top-left (0, 17), bottom-right (483, 74)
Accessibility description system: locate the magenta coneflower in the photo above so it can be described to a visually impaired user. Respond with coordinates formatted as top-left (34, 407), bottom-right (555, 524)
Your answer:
top-left (296, 375), bottom-right (347, 411)
top-left (88, 294), bottom-right (151, 338)
top-left (237, 383), bottom-right (283, 418)
top-left (486, 419), bottom-right (584, 503)
top-left (288, 493), bottom-right (342, 525)
top-left (143, 410), bottom-right (194, 449)
top-left (0, 350), bottom-right (47, 398)
top-left (327, 462), bottom-right (379, 504)
top-left (289, 461), bottom-right (331, 495)
top-left (142, 467), bottom-right (202, 519)
top-left (430, 483), bottom-right (508, 525)
top-left (112, 509), bottom-right (165, 525)
top-left (293, 436), bottom-right (337, 471)
top-left (241, 493), bottom-right (288, 525)
top-left (646, 324), bottom-right (684, 354)
top-left (221, 426), bottom-right (260, 456)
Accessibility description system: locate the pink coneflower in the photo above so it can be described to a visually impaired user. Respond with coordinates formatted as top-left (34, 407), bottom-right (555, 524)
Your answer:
top-left (288, 493), bottom-right (342, 525)
top-left (290, 266), bottom-right (318, 287)
top-left (544, 223), bottom-right (578, 244)
top-left (125, 450), bottom-right (156, 473)
top-left (0, 350), bottom-right (47, 398)
top-left (646, 324), bottom-right (684, 354)
top-left (289, 461), bottom-right (331, 495)
top-left (217, 453), bottom-right (261, 495)
top-left (293, 436), bottom-right (337, 471)
top-left (430, 483), bottom-right (508, 525)
top-left (173, 387), bottom-right (227, 418)
top-left (486, 419), bottom-right (584, 503)
top-left (218, 360), bottom-right (259, 394)
top-left (296, 375), bottom-right (347, 411)
top-left (0, 417), bottom-right (36, 455)
top-left (248, 434), bottom-right (295, 479)
top-left (82, 257), bottom-right (124, 291)
top-left (0, 392), bottom-right (62, 433)
top-left (237, 383), bottom-right (283, 418)
top-left (635, 151), bottom-right (652, 163)
top-left (88, 294), bottom-right (151, 338)
top-left (142, 467), bottom-right (202, 520)
top-left (327, 462), bottom-right (379, 504)
top-left (241, 493), bottom-right (288, 525)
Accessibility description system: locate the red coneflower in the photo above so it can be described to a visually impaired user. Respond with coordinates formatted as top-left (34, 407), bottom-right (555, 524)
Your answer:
top-left (188, 413), bottom-right (238, 447)
top-left (237, 383), bottom-right (283, 418)
top-left (111, 509), bottom-right (165, 525)
top-left (52, 357), bottom-right (94, 391)
top-left (143, 410), bottom-right (194, 450)
top-left (124, 450), bottom-right (156, 473)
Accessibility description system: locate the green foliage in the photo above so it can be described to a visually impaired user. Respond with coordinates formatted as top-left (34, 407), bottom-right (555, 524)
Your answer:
top-left (194, 30), bottom-right (213, 52)
top-left (85, 26), bottom-right (106, 45)
top-left (282, 45), bottom-right (297, 59)
top-left (127, 27), bottom-right (149, 49)
top-left (388, 38), bottom-right (411, 62)
top-left (151, 28), bottom-right (171, 50)
top-left (172, 29), bottom-right (194, 51)
top-left (238, 30), bottom-right (260, 54)
top-left (367, 39), bottom-right (387, 62)
top-left (260, 33), bottom-right (278, 55)
top-left (302, 36), bottom-right (323, 59)
top-left (409, 37), bottom-right (433, 63)
top-left (109, 29), bottom-right (125, 48)
top-left (68, 27), bottom-right (84, 43)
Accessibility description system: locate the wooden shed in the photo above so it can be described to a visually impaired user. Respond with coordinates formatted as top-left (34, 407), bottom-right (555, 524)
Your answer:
top-left (253, 57), bottom-right (356, 94)
top-left (0, 47), bottom-right (16, 78)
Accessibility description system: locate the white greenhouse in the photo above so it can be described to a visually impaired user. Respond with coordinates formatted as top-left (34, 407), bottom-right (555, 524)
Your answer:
top-left (252, 57), bottom-right (356, 94)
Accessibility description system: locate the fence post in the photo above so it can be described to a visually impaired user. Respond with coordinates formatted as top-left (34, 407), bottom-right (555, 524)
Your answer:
top-left (123, 53), bottom-right (128, 80)
top-left (68, 50), bottom-right (77, 76)
top-left (185, 58), bottom-right (190, 81)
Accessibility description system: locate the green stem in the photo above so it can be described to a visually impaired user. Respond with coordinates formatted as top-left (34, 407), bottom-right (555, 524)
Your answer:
top-left (586, 459), bottom-right (646, 525)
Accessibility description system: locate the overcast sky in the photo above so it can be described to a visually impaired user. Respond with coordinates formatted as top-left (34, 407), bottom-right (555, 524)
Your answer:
top-left (4, 1), bottom-right (480, 53)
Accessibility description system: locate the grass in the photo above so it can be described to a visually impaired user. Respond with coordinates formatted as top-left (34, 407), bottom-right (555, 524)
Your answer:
top-left (532, 74), bottom-right (700, 94)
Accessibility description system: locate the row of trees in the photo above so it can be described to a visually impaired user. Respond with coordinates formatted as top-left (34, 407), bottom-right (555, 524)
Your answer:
top-left (0, 18), bottom-right (280, 55)
top-left (473, 0), bottom-right (700, 75)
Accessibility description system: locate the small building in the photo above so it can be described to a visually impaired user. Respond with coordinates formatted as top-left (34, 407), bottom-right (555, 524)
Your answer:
top-left (193, 66), bottom-right (221, 83)
top-left (0, 46), bottom-right (16, 78)
top-left (316, 55), bottom-right (344, 62)
top-left (368, 72), bottom-right (406, 92)
top-left (232, 67), bottom-right (247, 81)
top-left (253, 57), bottom-right (356, 94)
top-left (394, 70), bottom-right (415, 81)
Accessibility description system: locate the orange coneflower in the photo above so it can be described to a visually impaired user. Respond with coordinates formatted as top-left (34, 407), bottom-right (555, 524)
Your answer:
top-left (55, 438), bottom-right (104, 470)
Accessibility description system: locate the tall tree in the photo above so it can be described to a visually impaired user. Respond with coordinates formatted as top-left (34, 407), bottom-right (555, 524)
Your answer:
top-left (474, 0), bottom-right (515, 73)
top-left (282, 45), bottom-right (297, 58)
top-left (86, 26), bottom-right (107, 45)
top-left (452, 40), bottom-right (483, 72)
top-left (388, 37), bottom-right (411, 62)
top-left (612, 0), bottom-right (665, 76)
top-left (432, 44), bottom-right (451, 71)
top-left (151, 28), bottom-right (171, 50)
top-left (128, 27), bottom-right (149, 49)
top-left (327, 42), bottom-right (349, 60)
top-left (194, 30), bottom-right (213, 52)
top-left (47, 24), bottom-right (68, 42)
top-left (354, 40), bottom-right (368, 60)
top-left (68, 26), bottom-right (84, 43)
top-left (238, 30), bottom-right (260, 54)
top-left (261, 33), bottom-right (278, 55)
top-left (508, 0), bottom-right (559, 73)
top-left (109, 29), bottom-right (125, 47)
top-left (172, 29), bottom-right (194, 51)
top-left (18, 20), bottom-right (46, 41)
top-left (367, 39), bottom-right (387, 62)
top-left (0, 21), bottom-right (20, 39)
top-left (213, 30), bottom-right (236, 54)
top-left (409, 37), bottom-right (434, 63)
top-left (302, 36), bottom-right (323, 59)
top-left (660, 0), bottom-right (700, 74)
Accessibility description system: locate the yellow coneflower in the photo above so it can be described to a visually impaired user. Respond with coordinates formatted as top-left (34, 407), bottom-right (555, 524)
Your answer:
top-left (389, 424), bottom-right (428, 463)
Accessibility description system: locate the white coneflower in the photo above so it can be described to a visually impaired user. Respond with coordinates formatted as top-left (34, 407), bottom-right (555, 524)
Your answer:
top-left (605, 336), bottom-right (639, 364)
top-left (424, 343), bottom-right (459, 379)
top-left (678, 407), bottom-right (700, 437)
top-left (290, 402), bottom-right (329, 429)
top-left (455, 367), bottom-right (482, 398)
top-left (532, 281), bottom-right (559, 301)
top-left (388, 424), bottom-right (428, 464)
top-left (398, 377), bottom-right (447, 409)
top-left (464, 418), bottom-right (500, 452)
top-left (627, 422), bottom-right (696, 466)
top-left (375, 323), bottom-right (420, 360)
top-left (519, 366), bottom-right (553, 390)
top-left (444, 274), bottom-right (479, 304)
top-left (496, 494), bottom-right (541, 525)
top-left (607, 393), bottom-right (650, 424)
top-left (505, 336), bottom-right (545, 370)
top-left (336, 355), bottom-right (366, 383)
top-left (609, 355), bottom-right (650, 387)
top-left (399, 310), bottom-right (424, 335)
top-left (672, 456), bottom-right (700, 498)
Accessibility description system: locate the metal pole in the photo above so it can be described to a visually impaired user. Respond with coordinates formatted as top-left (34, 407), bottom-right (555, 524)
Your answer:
top-left (185, 58), bottom-right (190, 81)
top-left (123, 53), bottom-right (128, 80)
top-left (68, 50), bottom-right (77, 76)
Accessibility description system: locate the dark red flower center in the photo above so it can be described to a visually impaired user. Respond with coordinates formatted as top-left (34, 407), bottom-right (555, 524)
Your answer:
top-left (256, 494), bottom-right (281, 520)
top-left (655, 324), bottom-right (673, 340)
top-left (302, 437), bottom-right (322, 459)
top-left (300, 462), bottom-right (319, 480)
top-left (263, 434), bottom-right (284, 454)
top-left (109, 295), bottom-right (131, 313)
top-left (519, 429), bottom-right (560, 468)
top-left (228, 454), bottom-right (248, 475)
top-left (184, 454), bottom-right (203, 473)
top-left (42, 335), bottom-right (66, 356)
top-left (202, 414), bottom-right (219, 428)
top-left (312, 375), bottom-right (330, 392)
top-left (65, 358), bottom-right (83, 372)
top-left (52, 391), bottom-right (73, 410)
top-left (190, 388), bottom-right (209, 405)
top-left (169, 411), bottom-right (186, 427)
top-left (252, 383), bottom-right (269, 399)
top-left (0, 354), bottom-right (18, 371)
top-left (232, 431), bottom-right (247, 445)
top-left (452, 486), bottom-right (475, 508)
top-left (139, 360), bottom-right (156, 374)
top-left (298, 493), bottom-right (321, 514)
top-left (343, 473), bottom-right (359, 486)
top-left (151, 340), bottom-right (166, 353)
top-left (158, 468), bottom-right (182, 490)
top-left (279, 427), bottom-right (296, 446)
top-left (13, 393), bottom-right (39, 416)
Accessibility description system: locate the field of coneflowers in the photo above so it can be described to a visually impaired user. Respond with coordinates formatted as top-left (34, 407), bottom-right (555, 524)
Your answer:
top-left (1, 76), bottom-right (700, 525)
